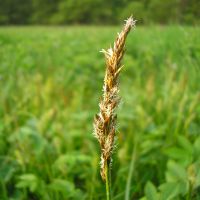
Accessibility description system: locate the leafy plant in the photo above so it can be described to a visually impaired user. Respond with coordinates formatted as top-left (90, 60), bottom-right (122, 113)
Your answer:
top-left (141, 136), bottom-right (200, 200)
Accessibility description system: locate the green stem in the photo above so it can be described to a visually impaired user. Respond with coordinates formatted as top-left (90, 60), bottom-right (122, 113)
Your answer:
top-left (186, 182), bottom-right (193, 200)
top-left (105, 160), bottom-right (111, 200)
top-left (125, 142), bottom-right (137, 200)
top-left (1, 181), bottom-right (8, 200)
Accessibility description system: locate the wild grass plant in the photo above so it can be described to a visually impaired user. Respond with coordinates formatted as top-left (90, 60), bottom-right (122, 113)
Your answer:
top-left (0, 25), bottom-right (199, 199)
top-left (93, 16), bottom-right (135, 199)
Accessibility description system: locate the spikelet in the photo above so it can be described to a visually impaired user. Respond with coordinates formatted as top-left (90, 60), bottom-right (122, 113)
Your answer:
top-left (93, 16), bottom-right (136, 181)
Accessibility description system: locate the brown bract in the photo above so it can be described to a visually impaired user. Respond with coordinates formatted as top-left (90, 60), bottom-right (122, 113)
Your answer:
top-left (93, 16), bottom-right (136, 181)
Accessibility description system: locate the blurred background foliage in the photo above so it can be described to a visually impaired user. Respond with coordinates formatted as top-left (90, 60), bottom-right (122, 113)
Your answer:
top-left (0, 26), bottom-right (200, 199)
top-left (0, 0), bottom-right (200, 199)
top-left (0, 0), bottom-right (200, 25)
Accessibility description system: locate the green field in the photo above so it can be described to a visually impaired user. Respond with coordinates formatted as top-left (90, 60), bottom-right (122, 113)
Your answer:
top-left (0, 26), bottom-right (200, 200)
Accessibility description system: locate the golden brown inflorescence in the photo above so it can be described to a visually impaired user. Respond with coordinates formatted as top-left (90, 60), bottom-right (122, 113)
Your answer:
top-left (93, 16), bottom-right (136, 181)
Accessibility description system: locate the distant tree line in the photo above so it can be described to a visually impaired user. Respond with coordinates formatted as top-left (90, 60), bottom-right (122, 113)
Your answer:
top-left (0, 0), bottom-right (199, 25)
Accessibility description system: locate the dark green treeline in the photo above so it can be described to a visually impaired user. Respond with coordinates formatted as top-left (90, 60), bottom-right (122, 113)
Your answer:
top-left (0, 0), bottom-right (199, 25)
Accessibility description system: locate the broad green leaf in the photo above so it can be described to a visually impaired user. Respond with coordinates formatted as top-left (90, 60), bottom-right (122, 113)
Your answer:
top-left (16, 174), bottom-right (39, 192)
top-left (159, 182), bottom-right (180, 200)
top-left (145, 181), bottom-right (158, 200)
top-left (0, 157), bottom-right (18, 182)
top-left (166, 160), bottom-right (187, 182)
top-left (196, 165), bottom-right (200, 187)
top-left (48, 179), bottom-right (84, 198)
top-left (177, 136), bottom-right (193, 155)
top-left (164, 147), bottom-right (192, 166)
top-left (53, 153), bottom-right (91, 171)
top-left (194, 137), bottom-right (200, 156)
top-left (48, 179), bottom-right (75, 194)
top-left (140, 197), bottom-right (147, 200)
top-left (177, 181), bottom-right (188, 196)
top-left (8, 126), bottom-right (47, 155)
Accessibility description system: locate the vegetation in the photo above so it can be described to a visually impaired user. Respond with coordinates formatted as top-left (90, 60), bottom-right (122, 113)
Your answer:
top-left (0, 0), bottom-right (200, 25)
top-left (0, 25), bottom-right (200, 199)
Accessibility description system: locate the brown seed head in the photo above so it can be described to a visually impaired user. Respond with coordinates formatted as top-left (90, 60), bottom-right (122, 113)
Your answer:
top-left (93, 16), bottom-right (136, 181)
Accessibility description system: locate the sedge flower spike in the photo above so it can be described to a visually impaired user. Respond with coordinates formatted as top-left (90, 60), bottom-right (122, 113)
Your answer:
top-left (93, 16), bottom-right (136, 181)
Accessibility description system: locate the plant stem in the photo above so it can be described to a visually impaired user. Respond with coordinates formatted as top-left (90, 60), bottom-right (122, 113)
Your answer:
top-left (125, 140), bottom-right (137, 200)
top-left (187, 182), bottom-right (193, 200)
top-left (105, 160), bottom-right (111, 200)
top-left (1, 181), bottom-right (8, 200)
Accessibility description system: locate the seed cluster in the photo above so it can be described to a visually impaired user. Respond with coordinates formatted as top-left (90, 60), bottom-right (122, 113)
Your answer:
top-left (93, 16), bottom-right (136, 181)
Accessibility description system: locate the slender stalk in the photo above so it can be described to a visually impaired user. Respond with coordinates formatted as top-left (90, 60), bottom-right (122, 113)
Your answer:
top-left (125, 142), bottom-right (137, 200)
top-left (186, 182), bottom-right (193, 200)
top-left (105, 161), bottom-right (111, 200)
top-left (1, 181), bottom-right (8, 200)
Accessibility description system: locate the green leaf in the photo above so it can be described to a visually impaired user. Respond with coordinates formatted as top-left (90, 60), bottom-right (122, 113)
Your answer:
top-left (164, 147), bottom-right (192, 166)
top-left (0, 157), bottom-right (18, 182)
top-left (145, 181), bottom-right (158, 200)
top-left (48, 179), bottom-right (75, 194)
top-left (166, 160), bottom-right (187, 182)
top-left (140, 197), bottom-right (147, 200)
top-left (48, 179), bottom-right (84, 198)
top-left (159, 182), bottom-right (180, 200)
top-left (177, 181), bottom-right (188, 196)
top-left (177, 136), bottom-right (193, 155)
top-left (8, 126), bottom-right (47, 155)
top-left (196, 165), bottom-right (200, 187)
top-left (16, 174), bottom-right (39, 192)
top-left (53, 153), bottom-right (91, 171)
top-left (194, 137), bottom-right (200, 156)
